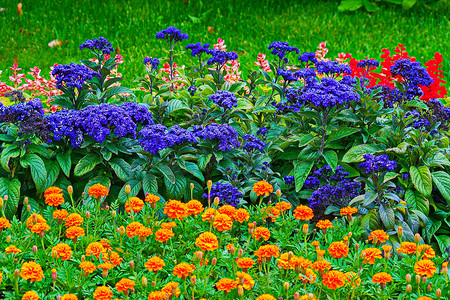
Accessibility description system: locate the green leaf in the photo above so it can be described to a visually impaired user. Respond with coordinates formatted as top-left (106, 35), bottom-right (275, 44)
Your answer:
top-left (142, 173), bottom-right (158, 194)
top-left (166, 99), bottom-right (191, 115)
top-left (323, 150), bottom-right (338, 170)
top-left (327, 127), bottom-right (360, 143)
top-left (118, 180), bottom-right (141, 205)
top-left (21, 153), bottom-right (47, 193)
top-left (436, 235), bottom-right (450, 255)
top-left (363, 0), bottom-right (379, 12)
top-left (109, 158), bottom-right (131, 182)
top-left (74, 154), bottom-right (102, 177)
top-left (50, 96), bottom-right (74, 109)
top-left (44, 161), bottom-right (60, 190)
top-left (56, 151), bottom-right (72, 177)
top-left (410, 166), bottom-right (432, 197)
top-left (103, 86), bottom-right (135, 101)
top-left (156, 164), bottom-right (175, 184)
top-left (427, 152), bottom-right (450, 168)
top-left (342, 144), bottom-right (386, 163)
top-left (379, 205), bottom-right (395, 230)
top-left (198, 154), bottom-right (212, 171)
top-left (431, 171), bottom-right (450, 204)
top-left (165, 171), bottom-right (186, 199)
top-left (294, 161), bottom-right (314, 192)
top-left (0, 177), bottom-right (21, 219)
top-left (405, 189), bottom-right (429, 215)
top-left (184, 162), bottom-right (205, 182)
top-left (402, 0), bottom-right (417, 9)
top-left (338, 0), bottom-right (363, 11)
top-left (1, 145), bottom-right (20, 172)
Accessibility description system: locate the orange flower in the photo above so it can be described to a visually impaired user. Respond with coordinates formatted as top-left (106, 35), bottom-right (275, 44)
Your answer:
top-left (201, 208), bottom-right (217, 221)
top-left (154, 228), bottom-right (175, 243)
top-left (417, 244), bottom-right (435, 259)
top-left (236, 272), bottom-right (255, 290)
top-left (255, 245), bottom-right (280, 259)
top-left (145, 193), bottom-right (160, 204)
top-left (145, 256), bottom-right (165, 273)
top-left (126, 222), bottom-right (144, 238)
top-left (79, 261), bottom-right (96, 274)
top-left (160, 222), bottom-right (177, 229)
top-left (65, 213), bottom-right (83, 228)
top-left (340, 206), bottom-right (358, 216)
top-left (372, 272), bottom-right (392, 283)
top-left (86, 242), bottom-right (105, 259)
top-left (218, 205), bottom-right (237, 219)
top-left (381, 245), bottom-right (392, 253)
top-left (262, 206), bottom-right (280, 222)
top-left (216, 278), bottom-right (238, 293)
top-left (196, 232), bottom-right (219, 251)
top-left (61, 294), bottom-right (78, 300)
top-left (161, 282), bottom-right (180, 298)
top-left (66, 226), bottom-right (85, 240)
top-left (0, 217), bottom-right (12, 229)
top-left (213, 213), bottom-right (233, 232)
top-left (234, 208), bottom-right (250, 223)
top-left (277, 253), bottom-right (295, 270)
top-left (253, 227), bottom-right (271, 241)
top-left (44, 186), bottom-right (63, 197)
top-left (20, 262), bottom-right (44, 282)
top-left (186, 200), bottom-right (204, 216)
top-left (52, 209), bottom-right (68, 221)
top-left (93, 286), bottom-right (113, 300)
top-left (52, 243), bottom-right (73, 261)
top-left (298, 268), bottom-right (317, 284)
top-left (294, 256), bottom-right (312, 269)
top-left (414, 259), bottom-right (437, 278)
top-left (88, 183), bottom-right (109, 199)
top-left (322, 270), bottom-right (346, 289)
top-left (311, 241), bottom-right (320, 248)
top-left (125, 197), bottom-right (144, 214)
top-left (368, 230), bottom-right (389, 244)
top-left (416, 297), bottom-right (433, 300)
top-left (98, 263), bottom-right (113, 271)
top-left (361, 248), bottom-right (382, 264)
top-left (104, 251), bottom-right (123, 267)
top-left (31, 222), bottom-right (50, 234)
top-left (397, 242), bottom-right (417, 255)
top-left (26, 213), bottom-right (46, 229)
top-left (44, 193), bottom-right (65, 207)
top-left (115, 278), bottom-right (136, 293)
top-left (253, 181), bottom-right (273, 197)
top-left (173, 263), bottom-right (196, 279)
top-left (22, 291), bottom-right (39, 300)
top-left (100, 239), bottom-right (112, 250)
top-left (274, 201), bottom-right (292, 211)
top-left (147, 291), bottom-right (168, 300)
top-left (293, 205), bottom-right (314, 221)
top-left (256, 294), bottom-right (276, 300)
top-left (316, 219), bottom-right (333, 230)
top-left (328, 241), bottom-right (349, 259)
top-left (164, 200), bottom-right (188, 220)
top-left (344, 271), bottom-right (361, 287)
top-left (311, 260), bottom-right (331, 272)
top-left (236, 257), bottom-right (255, 271)
top-left (5, 245), bottom-right (21, 254)
top-left (138, 226), bottom-right (153, 239)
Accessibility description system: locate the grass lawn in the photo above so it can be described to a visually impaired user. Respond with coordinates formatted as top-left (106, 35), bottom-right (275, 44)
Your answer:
top-left (1, 0), bottom-right (449, 86)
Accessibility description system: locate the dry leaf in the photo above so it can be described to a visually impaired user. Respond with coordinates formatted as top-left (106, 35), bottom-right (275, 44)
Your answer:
top-left (207, 26), bottom-right (215, 34)
top-left (48, 39), bottom-right (63, 48)
top-left (17, 3), bottom-right (23, 16)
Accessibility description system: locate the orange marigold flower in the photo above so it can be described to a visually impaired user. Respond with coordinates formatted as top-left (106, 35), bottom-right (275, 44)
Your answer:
top-left (145, 256), bottom-right (165, 272)
top-left (344, 271), bottom-right (361, 287)
top-left (20, 262), bottom-right (44, 282)
top-left (88, 183), bottom-right (109, 199)
top-left (414, 259), bottom-right (437, 278)
top-left (104, 251), bottom-right (123, 267)
top-left (61, 294), bottom-right (78, 300)
top-left (311, 241), bottom-right (320, 247)
top-left (115, 278), bottom-right (136, 293)
top-left (262, 206), bottom-right (280, 222)
top-left (173, 263), bottom-right (196, 279)
top-left (293, 205), bottom-right (314, 221)
top-left (253, 227), bottom-right (271, 241)
top-left (372, 272), bottom-right (392, 284)
top-left (155, 228), bottom-right (174, 243)
top-left (416, 297), bottom-right (433, 300)
top-left (236, 272), bottom-right (255, 290)
top-left (52, 243), bottom-right (73, 261)
top-left (340, 206), bottom-right (358, 216)
top-left (186, 200), bottom-right (204, 216)
top-left (417, 244), bottom-right (435, 259)
top-left (311, 260), bottom-right (331, 271)
top-left (236, 257), bottom-right (255, 270)
top-left (31, 222), bottom-right (50, 234)
top-left (44, 193), bottom-right (65, 207)
top-left (368, 230), bottom-right (389, 244)
top-left (274, 201), bottom-right (292, 211)
top-left (22, 291), bottom-right (39, 300)
top-left (98, 263), bottom-right (113, 270)
top-left (26, 213), bottom-right (46, 229)
top-left (298, 268), bottom-right (317, 284)
top-left (138, 226), bottom-right (153, 238)
top-left (322, 270), bottom-right (346, 290)
top-left (213, 213), bottom-right (233, 232)
top-left (52, 209), bottom-right (68, 220)
top-left (0, 217), bottom-right (12, 229)
top-left (125, 197), bottom-right (144, 214)
top-left (126, 222), bottom-right (144, 238)
top-left (256, 294), bottom-right (276, 300)
top-left (255, 245), bottom-right (280, 259)
top-left (218, 205), bottom-right (237, 219)
top-left (216, 278), bottom-right (238, 293)
top-left (397, 242), bottom-right (417, 255)
top-left (328, 241), bottom-right (349, 259)
top-left (147, 291), bottom-right (168, 300)
top-left (79, 261), bottom-right (96, 274)
top-left (66, 226), bottom-right (85, 239)
top-left (5, 245), bottom-right (21, 254)
top-left (277, 253), bottom-right (294, 270)
top-left (316, 219), bottom-right (333, 230)
top-left (86, 242), bottom-right (105, 259)
top-left (381, 245), bottom-right (392, 253)
top-left (253, 181), bottom-right (273, 197)
top-left (234, 208), bottom-right (250, 223)
top-left (44, 186), bottom-right (63, 197)
top-left (161, 282), bottom-right (180, 298)
top-left (160, 222), bottom-right (177, 229)
top-left (201, 208), bottom-right (217, 221)
top-left (294, 256), bottom-right (313, 269)
top-left (164, 200), bottom-right (188, 220)
top-left (361, 248), bottom-right (382, 264)
top-left (195, 232), bottom-right (219, 251)
top-left (100, 239), bottom-right (112, 250)
top-left (145, 193), bottom-right (160, 204)
top-left (0, 272), bottom-right (2, 284)
top-left (93, 286), bottom-right (113, 300)
top-left (65, 213), bottom-right (84, 228)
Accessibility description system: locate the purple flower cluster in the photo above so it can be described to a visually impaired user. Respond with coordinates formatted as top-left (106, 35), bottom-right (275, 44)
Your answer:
top-left (185, 42), bottom-right (210, 58)
top-left (207, 49), bottom-right (238, 66)
top-left (426, 99), bottom-right (450, 131)
top-left (209, 90), bottom-right (237, 110)
top-left (194, 123), bottom-right (240, 151)
top-left (300, 77), bottom-right (360, 108)
top-left (79, 37), bottom-right (114, 55)
top-left (373, 85), bottom-right (403, 108)
top-left (242, 134), bottom-right (266, 152)
top-left (45, 110), bottom-right (84, 147)
top-left (268, 41), bottom-right (299, 60)
top-left (274, 88), bottom-right (303, 113)
top-left (303, 176), bottom-right (320, 189)
top-left (203, 182), bottom-right (243, 207)
top-left (277, 69), bottom-right (296, 82)
top-left (256, 127), bottom-right (269, 137)
top-left (119, 102), bottom-right (154, 126)
top-left (294, 68), bottom-right (317, 85)
top-left (284, 175), bottom-right (295, 186)
top-left (358, 154), bottom-right (397, 174)
top-left (356, 59), bottom-right (380, 70)
top-left (155, 26), bottom-right (189, 43)
top-left (138, 124), bottom-right (197, 154)
top-left (390, 59), bottom-right (434, 99)
top-left (188, 86), bottom-right (197, 96)
top-left (143, 57), bottom-right (160, 71)
top-left (298, 52), bottom-right (318, 64)
top-left (316, 61), bottom-right (351, 77)
top-left (52, 63), bottom-right (100, 90)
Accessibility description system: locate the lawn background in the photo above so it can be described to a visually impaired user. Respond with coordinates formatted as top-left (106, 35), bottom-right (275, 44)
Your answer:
top-left (1, 0), bottom-right (449, 86)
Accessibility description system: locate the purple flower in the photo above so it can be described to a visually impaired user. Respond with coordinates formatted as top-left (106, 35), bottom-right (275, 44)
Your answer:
top-left (277, 69), bottom-right (296, 82)
top-left (358, 154), bottom-right (397, 174)
top-left (357, 59), bottom-right (380, 70)
top-left (284, 176), bottom-right (295, 186)
top-left (268, 41), bottom-right (299, 60)
top-left (52, 63), bottom-right (100, 90)
top-left (143, 57), bottom-right (160, 71)
top-left (298, 52), bottom-right (317, 64)
top-left (242, 134), bottom-right (266, 152)
top-left (316, 61), bottom-right (351, 76)
top-left (156, 26), bottom-right (189, 44)
top-left (79, 37), bottom-right (114, 55)
top-left (194, 123), bottom-right (240, 151)
top-left (203, 182), bottom-right (243, 207)
top-left (138, 124), bottom-right (197, 154)
top-left (209, 90), bottom-right (237, 110)
top-left (185, 42), bottom-right (210, 57)
top-left (207, 49), bottom-right (238, 66)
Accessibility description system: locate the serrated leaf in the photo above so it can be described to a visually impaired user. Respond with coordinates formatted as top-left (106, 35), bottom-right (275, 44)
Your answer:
top-left (156, 164), bottom-right (175, 184)
top-left (44, 161), bottom-right (60, 190)
top-left (294, 161), bottom-right (314, 192)
top-left (342, 144), bottom-right (386, 163)
top-left (198, 154), bottom-right (212, 171)
top-left (142, 173), bottom-right (158, 194)
top-left (56, 151), bottom-right (72, 177)
top-left (323, 150), bottom-right (338, 170)
top-left (117, 180), bottom-right (141, 205)
top-left (109, 158), bottom-right (131, 182)
top-left (164, 171), bottom-right (186, 199)
top-left (431, 171), bottom-right (450, 205)
top-left (436, 235), bottom-right (450, 255)
top-left (0, 177), bottom-right (21, 218)
top-left (410, 166), bottom-right (432, 197)
top-left (184, 161), bottom-right (205, 182)
top-left (1, 145), bottom-right (20, 172)
top-left (21, 153), bottom-right (47, 192)
top-left (379, 205), bottom-right (395, 229)
top-left (404, 189), bottom-right (429, 215)
top-left (74, 154), bottom-right (102, 177)
top-left (327, 127), bottom-right (360, 143)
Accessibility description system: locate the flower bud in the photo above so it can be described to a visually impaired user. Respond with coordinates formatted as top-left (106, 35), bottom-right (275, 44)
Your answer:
top-left (27, 205), bottom-right (31, 213)
top-left (422, 276), bottom-right (427, 284)
top-left (238, 249), bottom-right (244, 258)
top-left (6, 235), bottom-right (11, 243)
top-left (23, 197), bottom-right (28, 205)
top-left (361, 252), bottom-right (367, 259)
top-left (436, 288), bottom-right (442, 299)
top-left (372, 235), bottom-right (378, 245)
top-left (209, 215), bottom-right (215, 224)
top-left (195, 251), bottom-right (203, 262)
top-left (130, 261), bottom-right (135, 269)
top-left (276, 189), bottom-right (281, 198)
top-left (102, 268), bottom-right (108, 278)
top-left (81, 255), bottom-right (85, 262)
top-left (214, 197), bottom-right (219, 207)
top-left (283, 282), bottom-right (289, 291)
top-left (397, 226), bottom-right (403, 237)
top-left (406, 284), bottom-right (412, 293)
top-left (294, 293), bottom-right (300, 300)
top-left (32, 214), bottom-right (38, 224)
top-left (142, 276), bottom-right (148, 287)
top-left (347, 232), bottom-right (352, 238)
top-left (190, 275), bottom-right (196, 287)
top-left (229, 247), bottom-right (236, 255)
top-left (111, 211), bottom-right (117, 218)
top-left (14, 258), bottom-right (18, 263)
top-left (67, 185), bottom-right (73, 195)
top-left (308, 294), bottom-right (315, 300)
top-left (190, 183), bottom-right (194, 190)
top-left (105, 205), bottom-right (109, 210)
top-left (0, 197), bottom-right (3, 209)
top-left (238, 285), bottom-right (244, 297)
top-left (427, 283), bottom-right (432, 291)
top-left (212, 257), bottom-right (217, 266)
top-left (32, 245), bottom-right (38, 254)
top-left (124, 184), bottom-right (131, 196)
top-left (288, 251), bottom-right (294, 260)
top-left (313, 229), bottom-right (317, 234)
top-left (14, 269), bottom-right (20, 277)
top-left (118, 226), bottom-right (125, 237)
top-left (355, 243), bottom-right (360, 251)
top-left (414, 233), bottom-right (421, 243)
top-left (57, 296), bottom-right (62, 300)
top-left (415, 274), bottom-right (421, 284)
top-left (302, 223), bottom-right (309, 235)
top-left (4, 195), bottom-right (8, 201)
top-left (52, 250), bottom-right (58, 259)
top-left (207, 180), bottom-right (213, 190)
top-left (406, 274), bottom-right (411, 283)
top-left (52, 268), bottom-right (57, 281)
top-left (85, 211), bottom-right (90, 219)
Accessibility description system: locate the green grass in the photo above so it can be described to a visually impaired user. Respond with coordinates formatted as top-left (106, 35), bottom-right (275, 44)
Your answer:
top-left (1, 0), bottom-right (449, 86)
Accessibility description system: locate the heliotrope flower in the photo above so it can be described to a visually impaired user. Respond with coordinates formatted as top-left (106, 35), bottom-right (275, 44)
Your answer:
top-left (143, 57), bottom-right (160, 71)
top-left (298, 52), bottom-right (318, 64)
top-left (194, 123), bottom-right (240, 152)
top-left (156, 26), bottom-right (189, 44)
top-left (52, 63), bottom-right (100, 90)
top-left (243, 134), bottom-right (266, 152)
top-left (79, 37), bottom-right (114, 55)
top-left (268, 41), bottom-right (299, 60)
top-left (203, 182), bottom-right (243, 207)
top-left (185, 42), bottom-right (210, 57)
top-left (210, 90), bottom-right (237, 110)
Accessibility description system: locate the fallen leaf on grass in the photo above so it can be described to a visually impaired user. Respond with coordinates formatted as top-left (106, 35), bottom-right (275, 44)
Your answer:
top-left (48, 39), bottom-right (63, 48)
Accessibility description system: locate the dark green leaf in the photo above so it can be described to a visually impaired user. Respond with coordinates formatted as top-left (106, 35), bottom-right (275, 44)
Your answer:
top-left (21, 153), bottom-right (47, 192)
top-left (323, 150), bottom-right (338, 170)
top-left (74, 154), bottom-right (102, 177)
top-left (0, 177), bottom-right (21, 218)
top-left (56, 151), bottom-right (72, 177)
top-left (431, 171), bottom-right (450, 205)
top-left (294, 161), bottom-right (314, 192)
top-left (342, 144), bottom-right (386, 163)
top-left (410, 166), bottom-right (432, 197)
